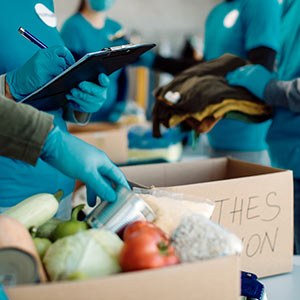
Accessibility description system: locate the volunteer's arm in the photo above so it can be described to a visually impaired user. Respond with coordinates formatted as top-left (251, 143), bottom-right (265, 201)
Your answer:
top-left (264, 79), bottom-right (300, 112)
top-left (152, 55), bottom-right (201, 75)
top-left (0, 75), bottom-right (53, 165)
top-left (226, 64), bottom-right (300, 112)
top-left (152, 55), bottom-right (201, 76)
top-left (134, 49), bottom-right (201, 76)
top-left (0, 74), bottom-right (129, 205)
top-left (248, 47), bottom-right (276, 72)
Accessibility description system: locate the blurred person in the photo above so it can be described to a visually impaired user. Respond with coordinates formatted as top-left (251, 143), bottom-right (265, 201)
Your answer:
top-left (0, 0), bottom-right (114, 218)
top-left (61, 0), bottom-right (129, 122)
top-left (139, 0), bottom-right (280, 166)
top-left (203, 0), bottom-right (280, 165)
top-left (226, 0), bottom-right (300, 253)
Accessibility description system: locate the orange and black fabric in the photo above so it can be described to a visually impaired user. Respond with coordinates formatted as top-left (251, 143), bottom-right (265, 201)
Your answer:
top-left (152, 54), bottom-right (273, 137)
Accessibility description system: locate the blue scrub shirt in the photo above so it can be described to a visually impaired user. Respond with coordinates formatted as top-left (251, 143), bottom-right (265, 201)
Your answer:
top-left (61, 13), bottom-right (127, 121)
top-left (0, 0), bottom-right (74, 207)
top-left (203, 0), bottom-right (280, 151)
top-left (266, 0), bottom-right (300, 178)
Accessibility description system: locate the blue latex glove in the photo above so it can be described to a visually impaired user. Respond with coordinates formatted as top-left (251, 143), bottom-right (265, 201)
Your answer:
top-left (40, 125), bottom-right (130, 206)
top-left (226, 65), bottom-right (276, 99)
top-left (6, 45), bottom-right (75, 100)
top-left (66, 73), bottom-right (110, 113)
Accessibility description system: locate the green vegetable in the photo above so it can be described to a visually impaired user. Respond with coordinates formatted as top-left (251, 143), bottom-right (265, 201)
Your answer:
top-left (3, 190), bottom-right (63, 229)
top-left (33, 237), bottom-right (52, 259)
top-left (30, 226), bottom-right (52, 260)
top-left (43, 229), bottom-right (123, 281)
top-left (66, 271), bottom-right (89, 280)
top-left (52, 205), bottom-right (88, 241)
top-left (36, 218), bottom-right (65, 241)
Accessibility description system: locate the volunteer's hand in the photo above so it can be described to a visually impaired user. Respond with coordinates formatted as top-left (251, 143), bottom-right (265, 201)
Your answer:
top-left (226, 65), bottom-right (276, 99)
top-left (6, 46), bottom-right (75, 100)
top-left (66, 73), bottom-right (110, 113)
top-left (40, 125), bottom-right (130, 206)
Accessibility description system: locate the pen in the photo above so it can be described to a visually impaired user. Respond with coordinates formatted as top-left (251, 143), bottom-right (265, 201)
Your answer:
top-left (18, 27), bottom-right (48, 49)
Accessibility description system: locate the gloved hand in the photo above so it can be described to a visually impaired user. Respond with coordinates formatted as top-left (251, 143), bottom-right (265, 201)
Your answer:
top-left (66, 73), bottom-right (110, 113)
top-left (40, 125), bottom-right (130, 206)
top-left (226, 65), bottom-right (276, 99)
top-left (6, 45), bottom-right (75, 100)
top-left (133, 50), bottom-right (156, 68)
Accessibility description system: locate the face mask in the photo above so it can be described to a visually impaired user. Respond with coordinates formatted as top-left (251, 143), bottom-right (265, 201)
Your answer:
top-left (88, 0), bottom-right (116, 11)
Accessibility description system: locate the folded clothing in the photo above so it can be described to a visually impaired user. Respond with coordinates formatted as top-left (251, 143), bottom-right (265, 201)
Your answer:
top-left (169, 99), bottom-right (272, 134)
top-left (128, 144), bottom-right (183, 163)
top-left (127, 125), bottom-right (186, 163)
top-left (152, 54), bottom-right (273, 137)
top-left (128, 124), bottom-right (186, 149)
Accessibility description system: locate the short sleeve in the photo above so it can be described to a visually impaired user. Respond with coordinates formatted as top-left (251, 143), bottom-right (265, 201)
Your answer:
top-left (241, 0), bottom-right (280, 52)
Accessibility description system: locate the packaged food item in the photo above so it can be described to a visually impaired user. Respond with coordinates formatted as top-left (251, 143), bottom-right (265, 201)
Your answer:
top-left (85, 186), bottom-right (156, 234)
top-left (172, 214), bottom-right (243, 263)
top-left (0, 216), bottom-right (47, 283)
top-left (133, 188), bottom-right (215, 236)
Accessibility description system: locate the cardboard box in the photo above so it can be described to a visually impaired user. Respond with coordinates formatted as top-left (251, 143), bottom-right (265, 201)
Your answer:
top-left (6, 255), bottom-right (241, 300)
top-left (68, 122), bottom-right (128, 164)
top-left (121, 157), bottom-right (294, 278)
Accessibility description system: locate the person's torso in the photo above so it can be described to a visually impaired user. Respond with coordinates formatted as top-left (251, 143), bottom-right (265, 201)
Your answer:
top-left (61, 14), bottom-right (126, 121)
top-left (204, 0), bottom-right (278, 151)
top-left (0, 0), bottom-right (64, 74)
top-left (267, 0), bottom-right (300, 177)
top-left (0, 0), bottom-right (74, 206)
top-left (204, 0), bottom-right (246, 61)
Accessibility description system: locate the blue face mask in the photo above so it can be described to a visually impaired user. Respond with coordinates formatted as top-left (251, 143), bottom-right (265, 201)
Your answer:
top-left (88, 0), bottom-right (116, 11)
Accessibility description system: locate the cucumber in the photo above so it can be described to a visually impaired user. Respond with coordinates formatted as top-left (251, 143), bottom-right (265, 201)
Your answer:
top-left (3, 191), bottom-right (63, 229)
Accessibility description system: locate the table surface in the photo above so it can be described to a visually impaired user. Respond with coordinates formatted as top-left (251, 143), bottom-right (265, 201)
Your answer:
top-left (260, 256), bottom-right (300, 300)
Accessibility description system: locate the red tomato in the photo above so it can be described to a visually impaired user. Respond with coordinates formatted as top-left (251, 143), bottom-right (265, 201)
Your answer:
top-left (120, 227), bottom-right (179, 272)
top-left (123, 220), bottom-right (168, 241)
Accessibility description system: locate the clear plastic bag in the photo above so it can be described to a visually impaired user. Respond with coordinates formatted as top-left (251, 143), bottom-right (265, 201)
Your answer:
top-left (172, 214), bottom-right (243, 263)
top-left (133, 187), bottom-right (215, 236)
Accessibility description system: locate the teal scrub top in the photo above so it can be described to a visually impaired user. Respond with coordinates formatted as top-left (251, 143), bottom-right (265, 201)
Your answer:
top-left (60, 13), bottom-right (127, 121)
top-left (266, 0), bottom-right (300, 178)
top-left (0, 0), bottom-right (75, 207)
top-left (203, 0), bottom-right (280, 151)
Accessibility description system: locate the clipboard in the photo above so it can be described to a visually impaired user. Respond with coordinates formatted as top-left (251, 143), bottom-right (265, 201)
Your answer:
top-left (20, 43), bottom-right (156, 111)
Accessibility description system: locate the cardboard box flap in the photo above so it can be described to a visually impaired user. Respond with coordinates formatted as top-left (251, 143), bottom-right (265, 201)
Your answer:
top-left (227, 158), bottom-right (284, 179)
top-left (68, 122), bottom-right (122, 133)
top-left (123, 157), bottom-right (286, 188)
top-left (69, 125), bottom-right (128, 164)
top-left (6, 256), bottom-right (240, 300)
